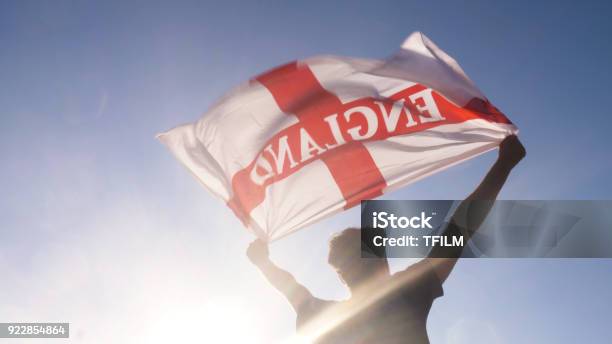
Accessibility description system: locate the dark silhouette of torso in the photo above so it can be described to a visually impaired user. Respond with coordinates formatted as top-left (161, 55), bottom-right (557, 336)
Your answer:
top-left (296, 268), bottom-right (443, 344)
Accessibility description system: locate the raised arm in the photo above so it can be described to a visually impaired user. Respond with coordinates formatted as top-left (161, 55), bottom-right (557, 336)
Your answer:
top-left (426, 135), bottom-right (526, 283)
top-left (247, 239), bottom-right (315, 312)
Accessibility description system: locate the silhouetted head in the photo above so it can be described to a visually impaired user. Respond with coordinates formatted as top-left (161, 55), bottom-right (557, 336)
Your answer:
top-left (328, 228), bottom-right (389, 290)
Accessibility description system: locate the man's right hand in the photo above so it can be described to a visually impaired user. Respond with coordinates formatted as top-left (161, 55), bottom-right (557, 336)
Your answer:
top-left (498, 135), bottom-right (526, 168)
top-left (247, 239), bottom-right (269, 265)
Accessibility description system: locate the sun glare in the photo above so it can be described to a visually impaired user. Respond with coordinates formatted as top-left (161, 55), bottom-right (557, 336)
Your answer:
top-left (144, 299), bottom-right (259, 343)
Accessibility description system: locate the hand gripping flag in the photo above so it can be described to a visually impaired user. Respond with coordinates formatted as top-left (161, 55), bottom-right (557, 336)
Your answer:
top-left (158, 32), bottom-right (517, 241)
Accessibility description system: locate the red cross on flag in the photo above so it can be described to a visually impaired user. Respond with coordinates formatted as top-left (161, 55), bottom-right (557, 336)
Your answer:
top-left (158, 32), bottom-right (517, 241)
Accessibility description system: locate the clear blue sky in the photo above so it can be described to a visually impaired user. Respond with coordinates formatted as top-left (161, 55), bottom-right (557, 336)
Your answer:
top-left (1, 1), bottom-right (611, 343)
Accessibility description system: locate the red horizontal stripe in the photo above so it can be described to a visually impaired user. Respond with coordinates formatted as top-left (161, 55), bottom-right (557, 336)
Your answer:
top-left (227, 62), bottom-right (511, 225)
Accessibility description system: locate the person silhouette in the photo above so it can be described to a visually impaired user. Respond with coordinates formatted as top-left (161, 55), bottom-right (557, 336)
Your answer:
top-left (247, 135), bottom-right (526, 343)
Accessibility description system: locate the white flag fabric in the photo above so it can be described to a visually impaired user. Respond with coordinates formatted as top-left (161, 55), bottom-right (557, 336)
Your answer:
top-left (158, 32), bottom-right (517, 241)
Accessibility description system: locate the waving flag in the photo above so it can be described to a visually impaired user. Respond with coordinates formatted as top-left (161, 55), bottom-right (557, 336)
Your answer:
top-left (158, 32), bottom-right (517, 241)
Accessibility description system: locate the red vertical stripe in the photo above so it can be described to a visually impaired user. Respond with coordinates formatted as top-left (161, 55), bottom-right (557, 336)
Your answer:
top-left (256, 62), bottom-right (387, 210)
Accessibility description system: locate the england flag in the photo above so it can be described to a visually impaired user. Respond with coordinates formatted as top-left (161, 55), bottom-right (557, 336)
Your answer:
top-left (158, 32), bottom-right (517, 241)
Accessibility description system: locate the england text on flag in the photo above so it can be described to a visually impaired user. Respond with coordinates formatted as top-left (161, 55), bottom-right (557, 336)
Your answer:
top-left (158, 32), bottom-right (517, 241)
